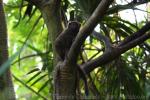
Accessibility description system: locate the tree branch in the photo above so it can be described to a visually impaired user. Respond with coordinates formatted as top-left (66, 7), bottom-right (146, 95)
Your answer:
top-left (119, 32), bottom-right (150, 53)
top-left (119, 22), bottom-right (150, 47)
top-left (92, 31), bottom-right (112, 50)
top-left (82, 22), bottom-right (150, 74)
top-left (67, 0), bottom-right (114, 65)
top-left (107, 1), bottom-right (150, 15)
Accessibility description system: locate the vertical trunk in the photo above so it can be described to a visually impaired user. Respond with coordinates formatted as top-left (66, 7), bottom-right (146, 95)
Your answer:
top-left (54, 62), bottom-right (77, 100)
top-left (33, 0), bottom-right (77, 99)
top-left (40, 1), bottom-right (63, 65)
top-left (0, 1), bottom-right (16, 100)
top-left (40, 2), bottom-right (77, 99)
top-left (37, 1), bottom-right (63, 99)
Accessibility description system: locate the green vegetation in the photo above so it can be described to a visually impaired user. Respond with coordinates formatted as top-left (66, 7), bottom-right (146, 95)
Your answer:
top-left (0, 0), bottom-right (150, 99)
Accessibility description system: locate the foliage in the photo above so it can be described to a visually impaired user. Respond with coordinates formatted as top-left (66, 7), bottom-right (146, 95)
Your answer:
top-left (1, 0), bottom-right (150, 99)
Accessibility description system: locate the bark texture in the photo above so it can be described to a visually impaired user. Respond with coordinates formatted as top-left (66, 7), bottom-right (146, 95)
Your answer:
top-left (0, 0), bottom-right (16, 100)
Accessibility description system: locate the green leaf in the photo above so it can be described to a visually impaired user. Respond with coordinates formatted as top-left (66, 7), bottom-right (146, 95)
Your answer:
top-left (30, 74), bottom-right (48, 86)
top-left (26, 68), bottom-right (40, 75)
top-left (26, 71), bottom-right (41, 83)
top-left (38, 80), bottom-right (49, 93)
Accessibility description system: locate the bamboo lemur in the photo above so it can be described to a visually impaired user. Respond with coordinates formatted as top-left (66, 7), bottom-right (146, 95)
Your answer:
top-left (55, 21), bottom-right (81, 60)
top-left (55, 21), bottom-right (89, 96)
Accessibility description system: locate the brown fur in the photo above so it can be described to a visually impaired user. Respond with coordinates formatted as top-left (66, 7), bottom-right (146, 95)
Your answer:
top-left (55, 21), bottom-right (81, 60)
top-left (54, 21), bottom-right (89, 96)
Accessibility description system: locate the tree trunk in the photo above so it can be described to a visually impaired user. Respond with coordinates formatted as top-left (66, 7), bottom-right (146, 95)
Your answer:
top-left (54, 61), bottom-right (77, 100)
top-left (31, 1), bottom-right (78, 99)
top-left (40, 2), bottom-right (77, 99)
top-left (0, 1), bottom-right (16, 100)
top-left (39, 1), bottom-right (63, 65)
